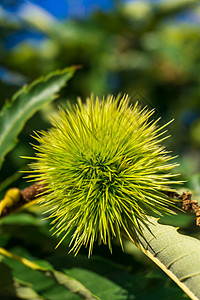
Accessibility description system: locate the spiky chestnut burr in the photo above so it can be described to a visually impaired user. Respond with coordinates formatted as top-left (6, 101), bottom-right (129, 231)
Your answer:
top-left (27, 95), bottom-right (180, 255)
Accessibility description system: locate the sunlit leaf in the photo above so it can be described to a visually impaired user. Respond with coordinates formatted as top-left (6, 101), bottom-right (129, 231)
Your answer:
top-left (130, 217), bottom-right (200, 300)
top-left (0, 67), bottom-right (76, 169)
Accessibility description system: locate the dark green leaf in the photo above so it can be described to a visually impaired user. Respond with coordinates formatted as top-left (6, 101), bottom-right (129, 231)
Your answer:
top-left (0, 262), bottom-right (44, 299)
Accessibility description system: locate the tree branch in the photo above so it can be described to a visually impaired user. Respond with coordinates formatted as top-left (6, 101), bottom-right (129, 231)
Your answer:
top-left (1, 184), bottom-right (200, 226)
top-left (164, 190), bottom-right (200, 226)
top-left (0, 182), bottom-right (46, 218)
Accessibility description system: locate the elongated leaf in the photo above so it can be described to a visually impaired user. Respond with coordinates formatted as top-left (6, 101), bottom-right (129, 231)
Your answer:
top-left (12, 279), bottom-right (44, 300)
top-left (0, 67), bottom-right (75, 169)
top-left (0, 247), bottom-right (99, 300)
top-left (42, 268), bottom-right (100, 300)
top-left (130, 218), bottom-right (200, 300)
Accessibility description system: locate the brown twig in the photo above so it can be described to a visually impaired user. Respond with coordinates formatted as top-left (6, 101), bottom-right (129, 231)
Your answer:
top-left (178, 191), bottom-right (200, 226)
top-left (164, 190), bottom-right (200, 226)
top-left (20, 183), bottom-right (47, 202)
top-left (0, 182), bottom-right (47, 218)
top-left (1, 184), bottom-right (200, 226)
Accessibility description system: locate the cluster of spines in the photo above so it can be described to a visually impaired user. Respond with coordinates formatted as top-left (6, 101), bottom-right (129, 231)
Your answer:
top-left (25, 95), bottom-right (180, 256)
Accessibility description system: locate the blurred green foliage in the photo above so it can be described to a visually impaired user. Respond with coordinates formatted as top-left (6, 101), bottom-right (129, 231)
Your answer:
top-left (0, 0), bottom-right (200, 185)
top-left (0, 1), bottom-right (200, 299)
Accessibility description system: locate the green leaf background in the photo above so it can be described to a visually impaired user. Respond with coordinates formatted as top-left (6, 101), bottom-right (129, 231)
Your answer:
top-left (1, 0), bottom-right (200, 299)
top-left (0, 211), bottom-right (190, 300)
top-left (0, 67), bottom-right (75, 169)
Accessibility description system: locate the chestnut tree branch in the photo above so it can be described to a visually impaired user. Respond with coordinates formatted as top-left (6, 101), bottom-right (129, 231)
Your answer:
top-left (1, 184), bottom-right (200, 226)
top-left (0, 182), bottom-right (46, 218)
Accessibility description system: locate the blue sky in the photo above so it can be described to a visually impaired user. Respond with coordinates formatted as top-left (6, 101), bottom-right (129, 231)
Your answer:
top-left (1, 0), bottom-right (120, 48)
top-left (1, 0), bottom-right (165, 19)
top-left (0, 0), bottom-right (198, 84)
top-left (1, 0), bottom-right (198, 49)
top-left (2, 0), bottom-right (117, 18)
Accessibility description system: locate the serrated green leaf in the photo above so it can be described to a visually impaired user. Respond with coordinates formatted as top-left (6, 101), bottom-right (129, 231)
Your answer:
top-left (0, 67), bottom-right (75, 169)
top-left (130, 217), bottom-right (200, 300)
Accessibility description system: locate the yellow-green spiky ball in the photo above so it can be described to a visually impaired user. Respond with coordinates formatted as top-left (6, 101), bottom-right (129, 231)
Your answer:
top-left (29, 95), bottom-right (179, 255)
